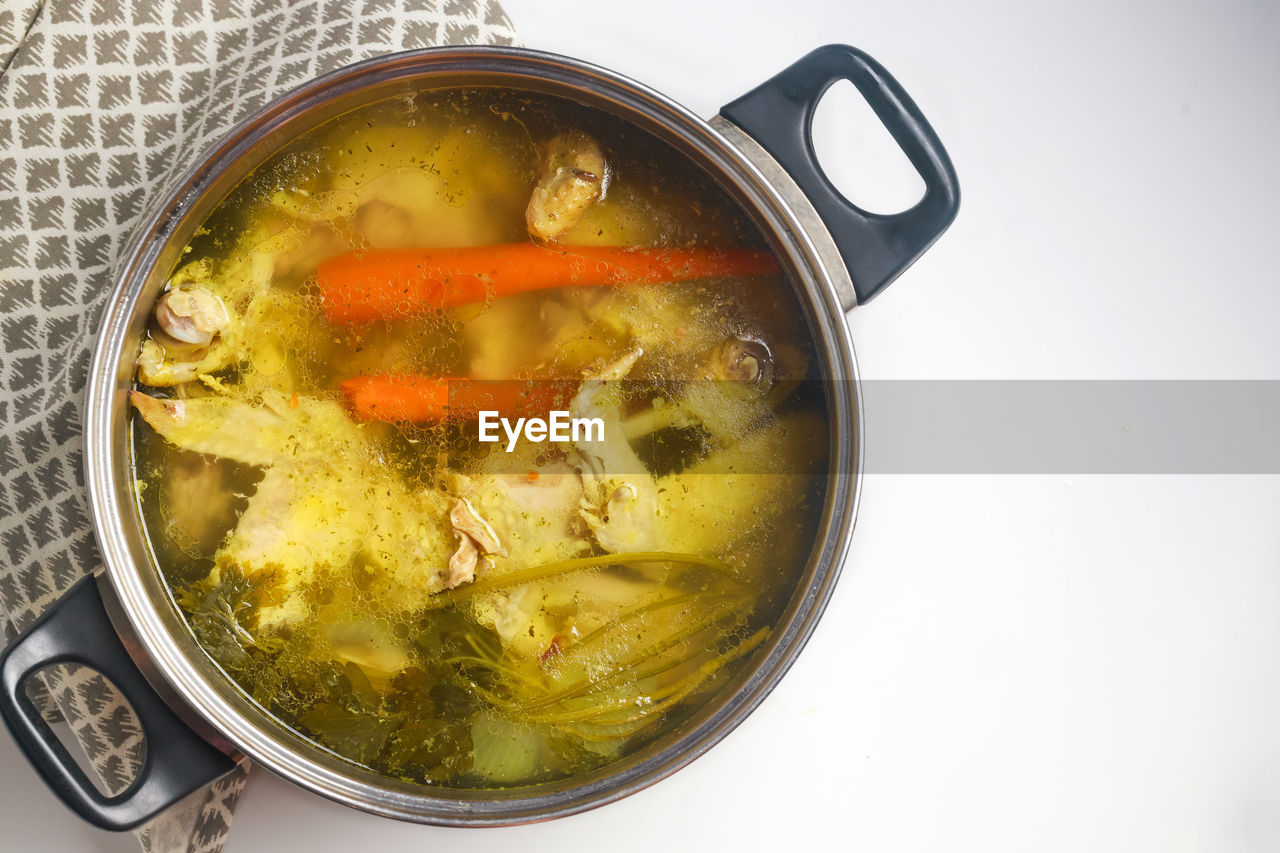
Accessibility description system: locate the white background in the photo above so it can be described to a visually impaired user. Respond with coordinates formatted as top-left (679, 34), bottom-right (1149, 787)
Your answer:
top-left (3, 0), bottom-right (1278, 850)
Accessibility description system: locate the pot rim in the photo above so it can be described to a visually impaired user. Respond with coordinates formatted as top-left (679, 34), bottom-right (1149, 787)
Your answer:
top-left (83, 44), bottom-right (863, 825)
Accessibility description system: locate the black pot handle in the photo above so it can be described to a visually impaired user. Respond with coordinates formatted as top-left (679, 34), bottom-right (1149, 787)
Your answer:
top-left (0, 576), bottom-right (238, 831)
top-left (720, 44), bottom-right (960, 305)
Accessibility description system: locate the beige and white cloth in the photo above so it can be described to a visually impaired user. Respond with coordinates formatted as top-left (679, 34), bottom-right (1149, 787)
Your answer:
top-left (0, 1), bottom-right (518, 849)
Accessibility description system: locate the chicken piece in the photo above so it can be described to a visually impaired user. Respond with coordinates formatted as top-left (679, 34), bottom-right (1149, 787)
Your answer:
top-left (137, 338), bottom-right (213, 386)
top-left (534, 283), bottom-right (727, 378)
top-left (464, 283), bottom-right (732, 384)
top-left (219, 464), bottom-right (358, 627)
top-left (160, 455), bottom-right (241, 556)
top-left (268, 188), bottom-right (359, 224)
top-left (655, 409), bottom-right (826, 567)
top-left (446, 498), bottom-right (507, 589)
top-left (325, 620), bottom-right (412, 685)
top-left (479, 462), bottom-right (584, 522)
top-left (154, 286), bottom-right (229, 348)
top-left (589, 482), bottom-right (652, 550)
top-left (580, 477), bottom-right (660, 554)
top-left (454, 454), bottom-right (589, 574)
top-left (458, 452), bottom-right (594, 660)
top-left (614, 331), bottom-right (811, 449)
top-left (218, 223), bottom-right (316, 305)
top-left (137, 266), bottom-right (245, 387)
top-left (130, 390), bottom-right (458, 631)
top-left (608, 284), bottom-right (727, 359)
top-left (526, 131), bottom-right (608, 242)
top-left (446, 534), bottom-right (481, 592)
top-left (571, 350), bottom-right (663, 553)
top-left (128, 392), bottom-right (299, 467)
top-left (136, 332), bottom-right (245, 388)
top-left (146, 261), bottom-right (334, 398)
top-left (477, 567), bottom-right (669, 665)
top-left (709, 336), bottom-right (773, 387)
top-left (147, 220), bottom-right (331, 378)
top-left (233, 288), bottom-right (324, 397)
top-left (675, 378), bottom-right (776, 450)
top-left (451, 498), bottom-right (504, 555)
top-left (276, 121), bottom-right (529, 249)
top-left (463, 288), bottom-right (627, 380)
top-left (548, 183), bottom-right (663, 247)
top-left (233, 466), bottom-right (456, 629)
top-left (222, 467), bottom-right (301, 567)
top-left (355, 480), bottom-right (456, 613)
top-left (474, 585), bottom-right (553, 660)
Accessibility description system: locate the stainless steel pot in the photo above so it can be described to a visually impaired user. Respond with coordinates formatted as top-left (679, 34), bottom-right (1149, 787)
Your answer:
top-left (0, 44), bottom-right (957, 830)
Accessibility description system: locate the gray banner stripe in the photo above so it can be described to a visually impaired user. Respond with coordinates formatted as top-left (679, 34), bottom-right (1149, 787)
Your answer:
top-left (407, 380), bottom-right (1280, 475)
top-left (861, 381), bottom-right (1280, 474)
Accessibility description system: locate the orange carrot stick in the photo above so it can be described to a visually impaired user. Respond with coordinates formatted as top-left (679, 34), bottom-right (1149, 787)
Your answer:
top-left (317, 244), bottom-right (781, 325)
top-left (341, 374), bottom-right (449, 422)
top-left (341, 374), bottom-right (577, 424)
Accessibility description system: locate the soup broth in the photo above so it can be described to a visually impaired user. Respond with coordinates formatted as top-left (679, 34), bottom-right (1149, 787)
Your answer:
top-left (131, 88), bottom-right (829, 788)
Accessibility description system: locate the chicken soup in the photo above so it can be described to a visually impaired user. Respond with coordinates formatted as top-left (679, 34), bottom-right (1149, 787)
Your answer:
top-left (130, 88), bottom-right (829, 787)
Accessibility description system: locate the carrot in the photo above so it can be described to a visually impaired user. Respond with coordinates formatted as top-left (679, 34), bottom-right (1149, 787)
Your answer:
top-left (317, 243), bottom-right (781, 325)
top-left (341, 374), bottom-right (448, 422)
top-left (341, 374), bottom-right (577, 424)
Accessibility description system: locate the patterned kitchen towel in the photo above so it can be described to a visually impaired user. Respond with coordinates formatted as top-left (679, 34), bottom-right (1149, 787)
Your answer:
top-left (0, 1), bottom-right (519, 850)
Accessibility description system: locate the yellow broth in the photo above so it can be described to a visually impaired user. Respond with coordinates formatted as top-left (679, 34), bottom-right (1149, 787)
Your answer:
top-left (131, 88), bottom-right (829, 787)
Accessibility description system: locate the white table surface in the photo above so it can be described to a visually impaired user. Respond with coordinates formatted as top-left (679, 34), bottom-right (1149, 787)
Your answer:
top-left (5, 0), bottom-right (1278, 850)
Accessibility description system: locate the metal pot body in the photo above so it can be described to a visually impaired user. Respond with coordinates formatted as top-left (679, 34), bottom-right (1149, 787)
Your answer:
top-left (0, 45), bottom-right (957, 830)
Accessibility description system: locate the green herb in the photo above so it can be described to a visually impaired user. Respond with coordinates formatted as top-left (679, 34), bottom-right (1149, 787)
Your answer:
top-left (176, 564), bottom-right (281, 671)
top-left (343, 660), bottom-right (381, 708)
top-left (297, 703), bottom-right (399, 765)
top-left (383, 719), bottom-right (473, 782)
